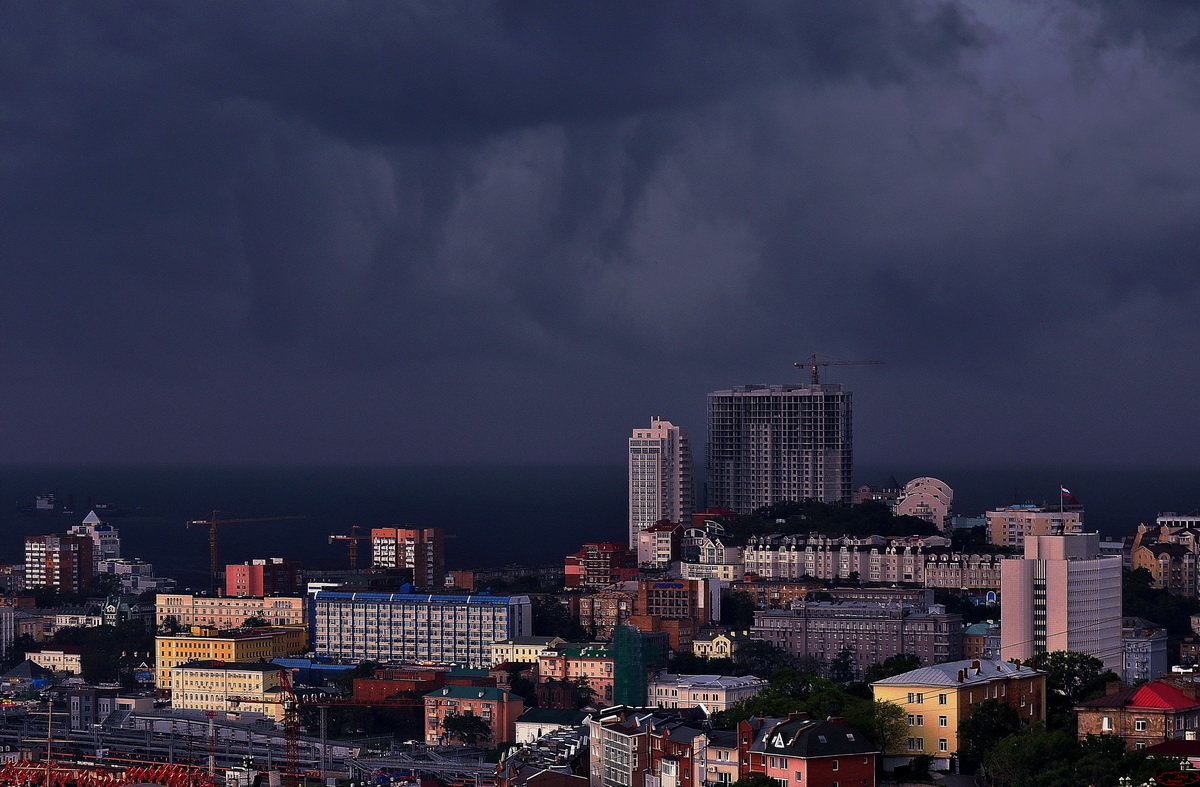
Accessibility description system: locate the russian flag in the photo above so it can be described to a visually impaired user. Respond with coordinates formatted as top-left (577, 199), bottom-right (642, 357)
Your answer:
top-left (1061, 486), bottom-right (1079, 504)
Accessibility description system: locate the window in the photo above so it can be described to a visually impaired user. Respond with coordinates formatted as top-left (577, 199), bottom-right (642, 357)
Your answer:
top-left (831, 760), bottom-right (839, 771)
top-left (938, 694), bottom-right (948, 705)
top-left (939, 739), bottom-right (948, 752)
top-left (907, 738), bottom-right (924, 751)
top-left (939, 716), bottom-right (948, 727)
top-left (1101, 716), bottom-right (1113, 732)
top-left (1135, 719), bottom-right (1148, 732)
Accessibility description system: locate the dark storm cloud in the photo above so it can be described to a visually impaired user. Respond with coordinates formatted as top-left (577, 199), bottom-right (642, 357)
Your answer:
top-left (2, 0), bottom-right (1199, 465)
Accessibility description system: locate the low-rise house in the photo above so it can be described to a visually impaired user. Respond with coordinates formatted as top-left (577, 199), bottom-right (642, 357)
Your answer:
top-left (1075, 680), bottom-right (1200, 750)
top-left (514, 708), bottom-right (589, 744)
top-left (691, 630), bottom-right (749, 660)
top-left (28, 646), bottom-right (85, 674)
top-left (872, 659), bottom-right (1046, 770)
top-left (491, 636), bottom-right (566, 666)
top-left (743, 714), bottom-right (879, 787)
top-left (646, 673), bottom-right (768, 712)
top-left (423, 685), bottom-right (525, 747)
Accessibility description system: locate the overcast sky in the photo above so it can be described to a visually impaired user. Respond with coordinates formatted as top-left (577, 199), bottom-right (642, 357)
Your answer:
top-left (3, 1), bottom-right (1199, 467)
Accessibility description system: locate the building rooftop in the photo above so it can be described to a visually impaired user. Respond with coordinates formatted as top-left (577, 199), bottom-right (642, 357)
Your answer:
top-left (1077, 681), bottom-right (1200, 711)
top-left (175, 660), bottom-right (285, 672)
top-left (425, 685), bottom-right (524, 702)
top-left (872, 659), bottom-right (1042, 688)
top-left (312, 590), bottom-right (525, 605)
top-left (517, 708), bottom-right (589, 726)
top-left (650, 673), bottom-right (767, 690)
top-left (494, 636), bottom-right (563, 647)
top-left (750, 717), bottom-right (880, 758)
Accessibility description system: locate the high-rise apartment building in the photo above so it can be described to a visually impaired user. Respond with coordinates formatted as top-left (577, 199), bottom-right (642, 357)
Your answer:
top-left (628, 418), bottom-right (694, 551)
top-left (1000, 532), bottom-right (1122, 672)
top-left (371, 527), bottom-right (445, 588)
top-left (23, 535), bottom-right (94, 593)
top-left (225, 557), bottom-right (303, 597)
top-left (707, 383), bottom-right (853, 512)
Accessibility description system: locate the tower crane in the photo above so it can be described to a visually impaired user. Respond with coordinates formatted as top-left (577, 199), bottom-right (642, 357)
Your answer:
top-left (793, 354), bottom-right (884, 385)
top-left (328, 525), bottom-right (369, 570)
top-left (186, 510), bottom-right (306, 592)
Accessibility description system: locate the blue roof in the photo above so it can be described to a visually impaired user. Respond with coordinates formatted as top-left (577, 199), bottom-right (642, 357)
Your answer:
top-left (312, 591), bottom-right (522, 605)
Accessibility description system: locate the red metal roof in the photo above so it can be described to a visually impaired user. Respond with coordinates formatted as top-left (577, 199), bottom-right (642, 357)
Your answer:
top-left (1128, 682), bottom-right (1200, 710)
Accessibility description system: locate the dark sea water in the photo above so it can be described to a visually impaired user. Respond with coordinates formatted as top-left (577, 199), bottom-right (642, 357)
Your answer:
top-left (0, 463), bottom-right (1197, 591)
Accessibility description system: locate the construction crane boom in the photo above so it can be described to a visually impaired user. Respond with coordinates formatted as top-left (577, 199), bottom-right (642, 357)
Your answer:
top-left (186, 510), bottom-right (306, 592)
top-left (793, 354), bottom-right (884, 385)
top-left (328, 525), bottom-right (369, 570)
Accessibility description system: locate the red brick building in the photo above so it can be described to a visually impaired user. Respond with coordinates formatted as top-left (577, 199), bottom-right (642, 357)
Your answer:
top-left (224, 558), bottom-right (303, 597)
top-left (1076, 680), bottom-right (1200, 750)
top-left (742, 715), bottom-right (879, 787)
top-left (423, 685), bottom-right (525, 747)
top-left (627, 579), bottom-right (714, 651)
top-left (564, 543), bottom-right (637, 589)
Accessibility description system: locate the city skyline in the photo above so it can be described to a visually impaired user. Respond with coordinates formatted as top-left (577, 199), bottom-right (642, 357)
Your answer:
top-left (4, 3), bottom-right (1200, 467)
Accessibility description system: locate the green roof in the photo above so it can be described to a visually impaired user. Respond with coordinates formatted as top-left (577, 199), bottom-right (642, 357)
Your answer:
top-left (448, 668), bottom-right (491, 678)
top-left (424, 685), bottom-right (524, 702)
top-left (516, 708), bottom-right (588, 726)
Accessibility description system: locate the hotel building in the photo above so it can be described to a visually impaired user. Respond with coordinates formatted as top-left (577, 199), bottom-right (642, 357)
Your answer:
top-left (155, 626), bottom-right (308, 686)
top-left (170, 660), bottom-right (287, 721)
top-left (155, 594), bottom-right (307, 629)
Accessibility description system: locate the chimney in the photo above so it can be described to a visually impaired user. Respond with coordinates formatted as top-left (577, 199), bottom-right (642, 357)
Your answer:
top-left (957, 669), bottom-right (966, 683)
top-left (826, 716), bottom-right (844, 725)
top-left (971, 660), bottom-right (981, 674)
top-left (1105, 681), bottom-right (1125, 696)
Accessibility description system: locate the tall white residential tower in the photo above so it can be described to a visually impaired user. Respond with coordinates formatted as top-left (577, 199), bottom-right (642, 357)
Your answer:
top-left (628, 418), bottom-right (694, 552)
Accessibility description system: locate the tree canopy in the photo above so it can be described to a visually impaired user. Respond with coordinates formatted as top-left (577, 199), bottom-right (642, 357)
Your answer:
top-left (722, 500), bottom-right (939, 540)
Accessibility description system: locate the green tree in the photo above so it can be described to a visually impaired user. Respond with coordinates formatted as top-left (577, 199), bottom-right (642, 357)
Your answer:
top-left (87, 572), bottom-right (122, 596)
top-left (958, 698), bottom-right (1023, 767)
top-left (978, 725), bottom-right (1079, 787)
top-left (733, 640), bottom-right (792, 677)
top-left (828, 646), bottom-right (856, 683)
top-left (530, 595), bottom-right (587, 640)
top-left (441, 712), bottom-right (492, 746)
top-left (722, 590), bottom-right (758, 629)
top-left (159, 615), bottom-right (182, 635)
top-left (730, 776), bottom-right (778, 787)
top-left (862, 654), bottom-right (920, 684)
top-left (1024, 650), bottom-right (1118, 729)
top-left (844, 699), bottom-right (906, 755)
top-left (241, 616), bottom-right (271, 628)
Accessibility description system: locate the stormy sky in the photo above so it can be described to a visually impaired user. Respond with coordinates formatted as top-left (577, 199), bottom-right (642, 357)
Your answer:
top-left (3, 1), bottom-right (1200, 468)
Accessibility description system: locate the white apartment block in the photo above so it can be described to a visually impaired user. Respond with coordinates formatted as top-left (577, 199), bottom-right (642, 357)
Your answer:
top-left (1000, 532), bottom-right (1122, 672)
top-left (68, 511), bottom-right (121, 570)
top-left (312, 591), bottom-right (532, 668)
top-left (629, 418), bottom-right (694, 553)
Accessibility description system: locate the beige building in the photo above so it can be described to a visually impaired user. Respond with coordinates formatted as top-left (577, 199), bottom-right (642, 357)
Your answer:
top-left (155, 594), bottom-right (307, 629)
top-left (490, 636), bottom-right (565, 666)
top-left (894, 477), bottom-right (954, 531)
top-left (629, 418), bottom-right (694, 554)
top-left (28, 647), bottom-right (84, 674)
top-left (170, 660), bottom-right (287, 721)
top-left (986, 505), bottom-right (1082, 549)
top-left (155, 625), bottom-right (308, 686)
top-left (691, 631), bottom-right (748, 660)
top-left (1000, 532), bottom-right (1122, 672)
top-left (646, 673), bottom-right (768, 712)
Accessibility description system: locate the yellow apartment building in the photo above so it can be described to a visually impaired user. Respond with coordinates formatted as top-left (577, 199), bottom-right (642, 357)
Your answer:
top-left (871, 658), bottom-right (1046, 769)
top-left (170, 660), bottom-right (287, 721)
top-left (155, 625), bottom-right (308, 687)
top-left (489, 636), bottom-right (565, 665)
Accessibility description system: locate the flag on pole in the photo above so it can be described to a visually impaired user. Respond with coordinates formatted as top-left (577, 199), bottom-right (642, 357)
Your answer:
top-left (1060, 486), bottom-right (1078, 504)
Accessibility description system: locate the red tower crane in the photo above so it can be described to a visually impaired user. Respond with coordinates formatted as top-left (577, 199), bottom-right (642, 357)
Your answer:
top-left (186, 510), bottom-right (306, 591)
top-left (328, 525), bottom-right (369, 570)
top-left (793, 354), bottom-right (884, 385)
